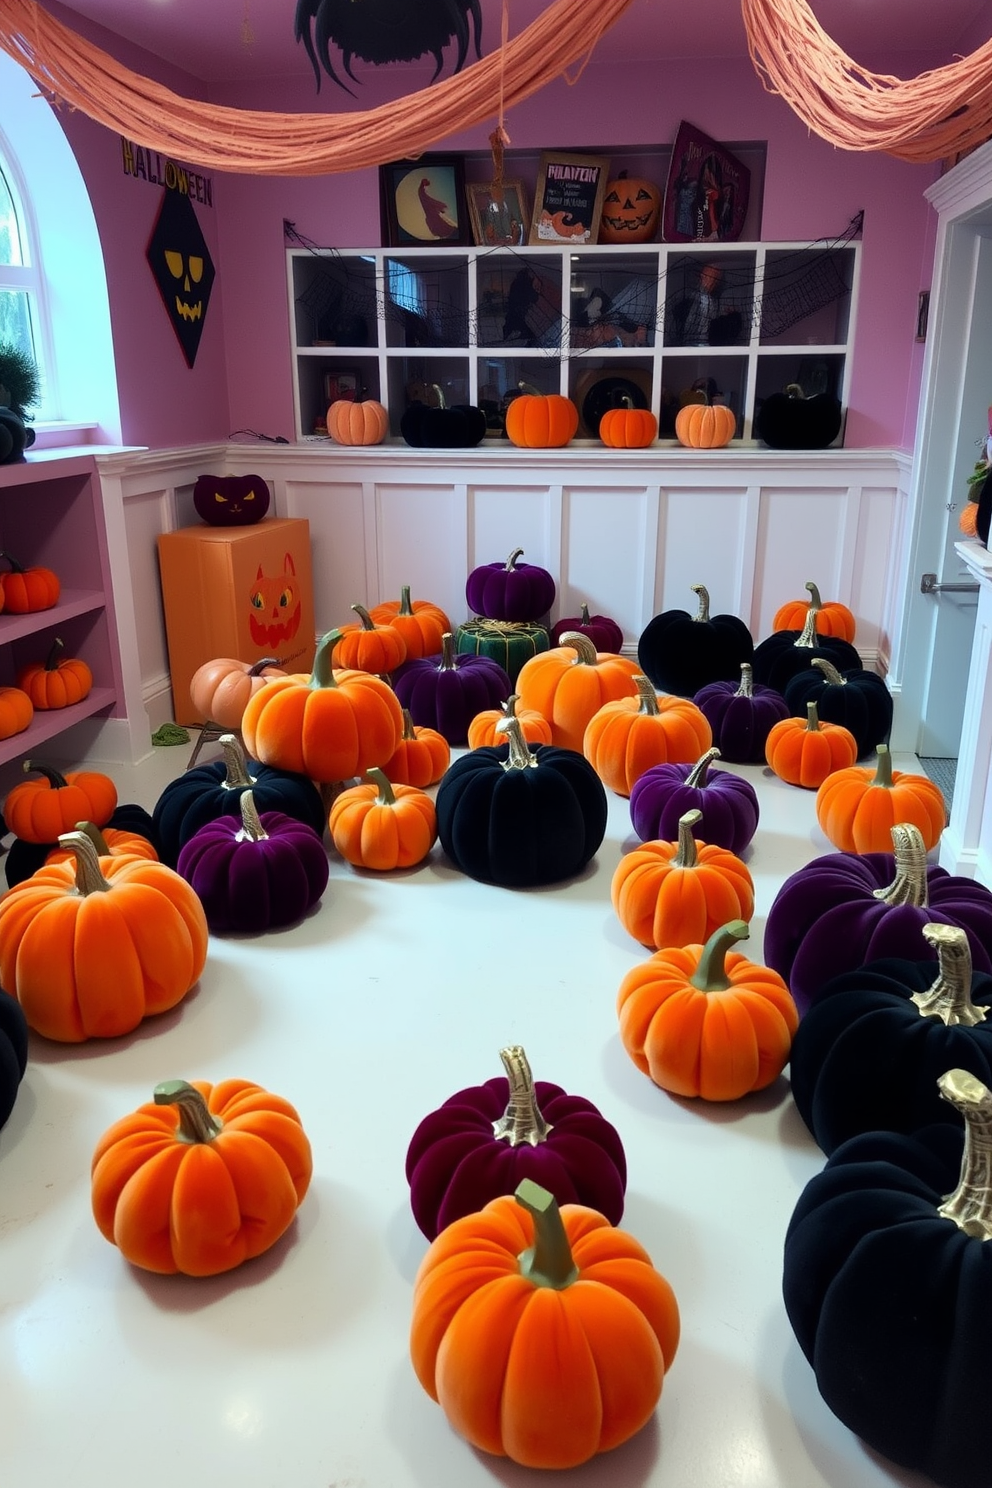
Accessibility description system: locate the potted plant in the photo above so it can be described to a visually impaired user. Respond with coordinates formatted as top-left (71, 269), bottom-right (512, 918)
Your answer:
top-left (0, 341), bottom-right (40, 463)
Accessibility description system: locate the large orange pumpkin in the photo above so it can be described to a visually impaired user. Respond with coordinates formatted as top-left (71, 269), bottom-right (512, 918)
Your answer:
top-left (611, 809), bottom-right (754, 949)
top-left (411, 1177), bottom-right (680, 1469)
top-left (815, 742), bottom-right (947, 853)
top-left (515, 630), bottom-right (640, 752)
top-left (91, 1078), bottom-right (312, 1275)
top-left (504, 393), bottom-right (578, 449)
top-left (771, 580), bottom-right (857, 643)
top-left (583, 674), bottom-right (712, 795)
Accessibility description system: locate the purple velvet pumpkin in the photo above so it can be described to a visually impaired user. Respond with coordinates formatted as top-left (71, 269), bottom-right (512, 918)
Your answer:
top-left (764, 822), bottom-right (992, 1015)
top-left (176, 790), bottom-right (329, 934)
top-left (694, 662), bottom-right (790, 763)
top-left (404, 1045), bottom-right (627, 1240)
top-left (465, 546), bottom-right (556, 623)
top-left (193, 472), bottom-right (270, 527)
top-left (550, 602), bottom-right (623, 654)
top-left (391, 631), bottom-right (510, 745)
top-left (629, 746), bottom-right (759, 855)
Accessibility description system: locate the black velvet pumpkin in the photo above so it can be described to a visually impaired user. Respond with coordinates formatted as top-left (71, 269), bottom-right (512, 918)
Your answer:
top-left (636, 584), bottom-right (753, 698)
top-left (790, 924), bottom-right (992, 1154)
top-left (152, 733), bottom-right (325, 868)
top-left (436, 716), bottom-right (607, 887)
top-left (755, 385), bottom-right (842, 450)
top-left (783, 1078), bottom-right (992, 1488)
top-left (400, 399), bottom-right (487, 449)
top-left (751, 607), bottom-right (861, 694)
top-left (4, 801), bottom-right (163, 889)
top-left (0, 986), bottom-right (28, 1130)
top-left (782, 654), bottom-right (892, 759)
top-left (0, 406), bottom-right (31, 464)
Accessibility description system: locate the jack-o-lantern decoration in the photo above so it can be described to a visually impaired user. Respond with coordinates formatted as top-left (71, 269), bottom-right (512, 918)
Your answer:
top-left (146, 187), bottom-right (216, 369)
top-left (599, 171), bottom-right (663, 245)
top-left (193, 473), bottom-right (270, 527)
top-left (248, 553), bottom-right (303, 651)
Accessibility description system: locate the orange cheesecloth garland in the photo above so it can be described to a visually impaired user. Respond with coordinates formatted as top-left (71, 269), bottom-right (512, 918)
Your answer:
top-left (0, 0), bottom-right (990, 170)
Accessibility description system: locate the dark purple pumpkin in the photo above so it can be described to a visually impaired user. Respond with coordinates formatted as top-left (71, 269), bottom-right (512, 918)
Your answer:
top-left (751, 606), bottom-right (861, 694)
top-left (405, 1045), bottom-right (627, 1239)
top-left (782, 655), bottom-right (894, 760)
top-left (0, 985), bottom-right (28, 1130)
top-left (464, 547), bottom-right (556, 623)
top-left (550, 601), bottom-right (623, 654)
top-left (391, 631), bottom-right (510, 745)
top-left (636, 583), bottom-right (753, 698)
top-left (693, 662), bottom-right (790, 763)
top-left (176, 790), bottom-right (329, 934)
top-left (192, 473), bottom-right (270, 526)
top-left (764, 822), bottom-right (992, 1015)
top-left (629, 746), bottom-right (759, 855)
top-left (789, 922), bottom-right (992, 1154)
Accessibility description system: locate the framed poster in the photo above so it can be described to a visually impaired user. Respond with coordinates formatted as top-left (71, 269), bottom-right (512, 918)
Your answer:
top-left (379, 156), bottom-right (471, 247)
top-left (466, 180), bottom-right (529, 247)
top-left (529, 152), bottom-right (610, 246)
top-left (662, 122), bottom-right (751, 243)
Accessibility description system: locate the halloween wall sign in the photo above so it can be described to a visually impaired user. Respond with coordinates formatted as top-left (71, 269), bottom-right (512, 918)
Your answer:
top-left (146, 186), bottom-right (216, 368)
top-left (121, 138), bottom-right (213, 205)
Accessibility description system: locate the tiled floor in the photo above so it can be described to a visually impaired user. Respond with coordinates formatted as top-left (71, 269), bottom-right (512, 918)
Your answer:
top-left (0, 741), bottom-right (940, 1488)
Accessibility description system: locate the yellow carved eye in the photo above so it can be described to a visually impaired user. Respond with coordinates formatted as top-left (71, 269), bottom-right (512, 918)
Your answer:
top-left (188, 256), bottom-right (204, 284)
top-left (165, 250), bottom-right (184, 279)
top-left (214, 493), bottom-right (228, 503)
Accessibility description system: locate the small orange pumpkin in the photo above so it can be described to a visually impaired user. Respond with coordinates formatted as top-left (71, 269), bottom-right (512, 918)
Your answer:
top-left (334, 603), bottom-right (408, 674)
top-left (960, 502), bottom-right (980, 537)
top-left (368, 586), bottom-right (451, 660)
top-left (44, 819), bottom-right (159, 868)
top-left (504, 392), bottom-right (578, 449)
top-left (583, 674), bottom-right (713, 795)
top-left (17, 636), bottom-right (92, 709)
top-left (599, 404), bottom-right (658, 449)
top-left (772, 580), bottom-right (857, 644)
top-left (188, 656), bottom-right (286, 729)
top-left (515, 631), bottom-right (640, 753)
top-left (328, 766), bottom-right (437, 870)
top-left (815, 742), bottom-right (947, 853)
top-left (326, 398), bottom-right (389, 446)
top-left (611, 809), bottom-right (754, 949)
top-left (467, 692), bottom-right (553, 750)
top-left (4, 760), bottom-right (118, 843)
top-left (674, 401), bottom-right (737, 449)
top-left (0, 686), bottom-right (33, 740)
top-left (0, 550), bottom-right (60, 612)
top-left (764, 700), bottom-right (859, 789)
top-left (381, 708), bottom-right (450, 787)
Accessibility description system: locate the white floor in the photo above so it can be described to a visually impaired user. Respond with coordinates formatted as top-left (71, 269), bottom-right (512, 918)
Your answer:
top-left (0, 740), bottom-right (937, 1488)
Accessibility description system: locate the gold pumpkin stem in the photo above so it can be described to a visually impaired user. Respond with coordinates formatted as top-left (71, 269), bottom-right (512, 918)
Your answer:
top-left (493, 1046), bottom-right (553, 1146)
top-left (501, 694), bottom-right (521, 720)
top-left (633, 675), bottom-right (660, 715)
top-left (936, 1069), bottom-right (992, 1239)
top-left (735, 662), bottom-right (754, 698)
top-left (366, 766), bottom-right (397, 806)
top-left (57, 829), bottom-right (113, 895)
top-left (556, 631), bottom-right (598, 665)
top-left (689, 919), bottom-right (749, 993)
top-left (804, 700), bottom-right (821, 732)
top-left (795, 603), bottom-right (822, 649)
top-left (874, 823), bottom-right (929, 908)
top-left (810, 656), bottom-right (845, 687)
top-left (685, 746), bottom-right (722, 788)
top-left (219, 733), bottom-right (255, 789)
top-left (154, 1080), bottom-right (224, 1144)
top-left (913, 924), bottom-right (987, 1027)
top-left (236, 789), bottom-right (269, 843)
top-left (673, 810), bottom-right (702, 868)
top-left (400, 708), bottom-right (418, 741)
top-left (496, 714), bottom-right (536, 771)
top-left (515, 1179), bottom-right (579, 1290)
top-left (872, 742), bottom-right (895, 789)
top-left (805, 580), bottom-right (824, 613)
top-left (351, 603), bottom-right (376, 632)
top-left (438, 632), bottom-right (458, 672)
top-left (72, 820), bottom-right (111, 856)
top-left (690, 584), bottom-right (711, 624)
top-left (504, 547), bottom-right (524, 571)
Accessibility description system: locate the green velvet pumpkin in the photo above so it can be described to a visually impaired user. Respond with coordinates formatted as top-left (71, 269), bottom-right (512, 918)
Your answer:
top-left (455, 618), bottom-right (549, 685)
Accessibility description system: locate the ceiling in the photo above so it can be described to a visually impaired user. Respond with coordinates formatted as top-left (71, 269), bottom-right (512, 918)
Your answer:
top-left (49, 0), bottom-right (992, 87)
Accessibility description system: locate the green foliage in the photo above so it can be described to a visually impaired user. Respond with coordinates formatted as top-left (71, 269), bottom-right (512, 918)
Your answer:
top-left (0, 341), bottom-right (39, 418)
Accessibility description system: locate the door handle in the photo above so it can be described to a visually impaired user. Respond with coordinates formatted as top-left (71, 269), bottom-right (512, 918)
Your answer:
top-left (921, 572), bottom-right (980, 594)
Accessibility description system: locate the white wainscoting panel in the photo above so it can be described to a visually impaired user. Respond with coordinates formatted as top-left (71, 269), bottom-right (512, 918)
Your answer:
top-left (560, 484), bottom-right (654, 643)
top-left (658, 486), bottom-right (752, 626)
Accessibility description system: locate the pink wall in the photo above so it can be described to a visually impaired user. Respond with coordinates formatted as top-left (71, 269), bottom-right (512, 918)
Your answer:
top-left (45, 16), bottom-right (943, 450)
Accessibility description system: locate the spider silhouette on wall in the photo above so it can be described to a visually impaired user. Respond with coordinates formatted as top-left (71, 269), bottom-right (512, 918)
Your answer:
top-left (294, 0), bottom-right (483, 94)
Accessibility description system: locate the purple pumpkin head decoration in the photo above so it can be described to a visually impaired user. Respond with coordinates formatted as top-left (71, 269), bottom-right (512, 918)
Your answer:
top-left (465, 547), bottom-right (556, 623)
top-left (193, 473), bottom-right (271, 527)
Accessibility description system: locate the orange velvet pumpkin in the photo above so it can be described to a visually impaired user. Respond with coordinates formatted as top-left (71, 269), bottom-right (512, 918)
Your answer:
top-left (815, 742), bottom-right (947, 853)
top-left (0, 550), bottom-right (60, 612)
top-left (599, 405), bottom-right (658, 449)
top-left (44, 819), bottom-right (159, 868)
top-left (328, 766), bottom-right (437, 870)
top-left (515, 630), bottom-right (640, 753)
top-left (334, 604), bottom-right (408, 673)
top-left (240, 628), bottom-right (404, 784)
top-left (4, 761), bottom-right (118, 843)
top-left (326, 398), bottom-right (389, 446)
top-left (583, 674), bottom-right (713, 795)
top-left (381, 707), bottom-right (450, 787)
top-left (17, 636), bottom-right (91, 709)
top-left (617, 919), bottom-right (799, 1100)
top-left (467, 692), bottom-right (553, 750)
top-left (771, 580), bottom-right (857, 644)
top-left (674, 402), bottom-right (737, 449)
top-left (764, 700), bottom-right (859, 789)
top-left (368, 586), bottom-right (451, 660)
top-left (611, 809), bottom-right (754, 949)
top-left (411, 1177), bottom-right (680, 1469)
top-left (0, 830), bottom-right (208, 1042)
top-left (504, 393), bottom-right (579, 449)
top-left (91, 1078), bottom-right (312, 1276)
top-left (960, 502), bottom-right (980, 537)
top-left (188, 656), bottom-right (286, 729)
top-left (0, 685), bottom-right (32, 740)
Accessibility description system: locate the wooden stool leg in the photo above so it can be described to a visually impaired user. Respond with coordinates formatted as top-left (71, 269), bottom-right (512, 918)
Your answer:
top-left (187, 722), bottom-right (243, 770)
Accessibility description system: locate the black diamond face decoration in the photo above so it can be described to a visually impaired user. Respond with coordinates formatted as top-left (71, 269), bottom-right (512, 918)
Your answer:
top-left (146, 188), bottom-right (216, 368)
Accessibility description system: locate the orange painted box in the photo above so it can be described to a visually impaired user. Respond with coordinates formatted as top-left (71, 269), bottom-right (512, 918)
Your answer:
top-left (157, 517), bottom-right (316, 726)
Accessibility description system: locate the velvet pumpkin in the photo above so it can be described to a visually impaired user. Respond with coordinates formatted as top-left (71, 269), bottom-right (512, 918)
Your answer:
top-left (334, 603), bottom-right (408, 673)
top-left (0, 830), bottom-right (208, 1042)
top-left (391, 632), bottom-right (510, 746)
top-left (240, 628), bottom-right (404, 784)
top-left (43, 817), bottom-right (159, 870)
top-left (772, 580), bottom-right (856, 643)
top-left (515, 630), bottom-right (640, 753)
top-left (582, 674), bottom-right (713, 796)
top-left (790, 922), bottom-right (992, 1154)
top-left (466, 692), bottom-right (553, 750)
top-left (189, 656), bottom-right (286, 729)
top-left (693, 662), bottom-right (790, 763)
top-left (617, 919), bottom-right (799, 1100)
top-left (454, 617), bottom-right (549, 685)
top-left (599, 404), bottom-right (658, 448)
top-left (192, 472), bottom-right (270, 526)
top-left (5, 801), bottom-right (161, 888)
top-left (637, 584), bottom-right (754, 697)
top-left (4, 761), bottom-right (117, 844)
top-left (0, 685), bottom-right (32, 740)
top-left (327, 398), bottom-right (388, 446)
top-left (504, 392), bottom-right (578, 449)
top-left (782, 655), bottom-right (893, 761)
top-left (0, 986), bottom-right (28, 1131)
top-left (763, 822), bottom-right (992, 1015)
top-left (328, 767), bottom-right (437, 870)
top-left (674, 401), bottom-right (736, 449)
top-left (176, 790), bottom-right (329, 934)
top-left (764, 700), bottom-right (859, 789)
top-left (611, 808), bottom-right (754, 950)
top-left (400, 394), bottom-right (487, 448)
top-left (756, 384), bottom-right (842, 449)
top-left (436, 714), bottom-right (608, 887)
top-left (0, 550), bottom-right (60, 612)
top-left (380, 707), bottom-right (450, 787)
top-left (465, 547), bottom-right (556, 624)
top-left (751, 604), bottom-right (862, 693)
top-left (151, 731), bottom-right (325, 869)
top-left (629, 745), bottom-right (759, 856)
top-left (410, 1178), bottom-right (680, 1469)
top-left (550, 601), bottom-right (623, 654)
top-left (782, 1074), bottom-right (992, 1488)
top-left (816, 742), bottom-right (946, 853)
top-left (91, 1077), bottom-right (312, 1276)
top-left (16, 635), bottom-right (92, 709)
top-left (405, 1045), bottom-right (627, 1239)
top-left (368, 586), bottom-right (451, 660)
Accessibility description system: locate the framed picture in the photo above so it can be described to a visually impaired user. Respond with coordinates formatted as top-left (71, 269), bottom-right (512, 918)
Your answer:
top-left (662, 121), bottom-right (751, 244)
top-left (323, 368), bottom-right (359, 404)
top-left (466, 180), bottom-right (529, 247)
top-left (529, 152), bottom-right (610, 246)
top-left (379, 156), bottom-right (471, 247)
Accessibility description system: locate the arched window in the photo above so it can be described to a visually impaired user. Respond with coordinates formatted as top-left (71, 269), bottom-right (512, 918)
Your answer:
top-left (0, 138), bottom-right (55, 418)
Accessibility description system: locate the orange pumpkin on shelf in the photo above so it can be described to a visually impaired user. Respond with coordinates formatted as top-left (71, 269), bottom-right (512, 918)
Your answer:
top-left (4, 760), bottom-right (117, 843)
top-left (0, 686), bottom-right (33, 741)
top-left (599, 403), bottom-right (658, 449)
top-left (598, 171), bottom-right (663, 245)
top-left (467, 692), bottom-right (553, 750)
top-left (188, 656), bottom-right (286, 729)
top-left (334, 603), bottom-right (407, 674)
top-left (0, 550), bottom-right (60, 612)
top-left (368, 586), bottom-right (451, 661)
top-left (772, 580), bottom-right (857, 644)
top-left (815, 742), bottom-right (947, 853)
top-left (515, 631), bottom-right (640, 753)
top-left (611, 808), bottom-right (754, 949)
top-left (16, 636), bottom-right (92, 710)
top-left (674, 400), bottom-right (736, 449)
top-left (504, 392), bottom-right (578, 449)
top-left (326, 397), bottom-right (388, 446)
top-left (764, 701), bottom-right (859, 789)
top-left (583, 674), bottom-right (712, 795)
